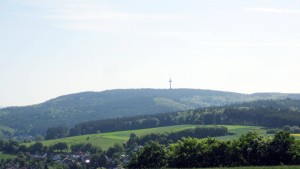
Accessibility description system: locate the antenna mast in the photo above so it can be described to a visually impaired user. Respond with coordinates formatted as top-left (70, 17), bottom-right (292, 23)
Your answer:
top-left (169, 78), bottom-right (172, 89)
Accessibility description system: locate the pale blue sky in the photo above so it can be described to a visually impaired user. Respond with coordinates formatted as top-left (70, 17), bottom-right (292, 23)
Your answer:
top-left (1, 0), bottom-right (300, 106)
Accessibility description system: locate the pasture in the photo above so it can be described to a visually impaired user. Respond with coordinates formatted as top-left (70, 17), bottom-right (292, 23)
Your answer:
top-left (0, 151), bottom-right (16, 159)
top-left (291, 133), bottom-right (300, 139)
top-left (0, 125), bottom-right (15, 134)
top-left (30, 125), bottom-right (266, 150)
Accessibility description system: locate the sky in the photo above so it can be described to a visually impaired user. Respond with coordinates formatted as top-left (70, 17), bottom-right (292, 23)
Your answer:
top-left (1, 0), bottom-right (300, 106)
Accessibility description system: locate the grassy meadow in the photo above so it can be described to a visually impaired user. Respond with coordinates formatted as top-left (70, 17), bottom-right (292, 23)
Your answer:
top-left (291, 133), bottom-right (300, 139)
top-left (215, 125), bottom-right (267, 140)
top-left (25, 125), bottom-right (267, 150)
top-left (0, 151), bottom-right (16, 159)
top-left (0, 125), bottom-right (15, 134)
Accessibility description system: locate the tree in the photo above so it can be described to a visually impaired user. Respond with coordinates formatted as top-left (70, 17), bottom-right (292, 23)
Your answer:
top-left (133, 141), bottom-right (169, 168)
top-left (51, 142), bottom-right (68, 152)
top-left (201, 138), bottom-right (229, 167)
top-left (0, 140), bottom-right (4, 149)
top-left (268, 130), bottom-right (295, 165)
top-left (35, 135), bottom-right (44, 142)
top-left (71, 143), bottom-right (85, 152)
top-left (127, 152), bottom-right (139, 168)
top-left (3, 140), bottom-right (19, 154)
top-left (29, 142), bottom-right (44, 154)
top-left (169, 137), bottom-right (202, 168)
top-left (99, 153), bottom-right (108, 168)
top-left (45, 126), bottom-right (68, 140)
top-left (127, 133), bottom-right (138, 149)
top-left (113, 143), bottom-right (124, 153)
top-left (91, 153), bottom-right (107, 168)
top-left (238, 132), bottom-right (271, 166)
top-left (290, 139), bottom-right (300, 165)
top-left (283, 125), bottom-right (292, 132)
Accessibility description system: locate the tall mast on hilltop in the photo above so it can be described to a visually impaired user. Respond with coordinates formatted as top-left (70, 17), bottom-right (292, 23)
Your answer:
top-left (169, 78), bottom-right (172, 89)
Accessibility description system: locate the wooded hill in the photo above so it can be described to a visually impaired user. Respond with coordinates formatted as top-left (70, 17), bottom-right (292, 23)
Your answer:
top-left (0, 89), bottom-right (300, 137)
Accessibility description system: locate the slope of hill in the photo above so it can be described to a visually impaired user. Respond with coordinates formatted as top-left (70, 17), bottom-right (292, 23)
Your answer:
top-left (0, 88), bottom-right (299, 136)
top-left (26, 125), bottom-right (265, 150)
top-left (68, 99), bottom-right (300, 137)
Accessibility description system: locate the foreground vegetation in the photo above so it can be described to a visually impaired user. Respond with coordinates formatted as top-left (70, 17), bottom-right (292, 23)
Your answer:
top-left (2, 125), bottom-right (300, 168)
top-left (128, 131), bottom-right (300, 168)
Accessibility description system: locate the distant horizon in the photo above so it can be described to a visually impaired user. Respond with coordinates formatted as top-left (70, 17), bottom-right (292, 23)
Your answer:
top-left (1, 0), bottom-right (300, 106)
top-left (1, 87), bottom-right (300, 107)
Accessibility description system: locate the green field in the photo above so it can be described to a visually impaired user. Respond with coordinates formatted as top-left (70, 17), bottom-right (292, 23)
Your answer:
top-left (26, 125), bottom-right (266, 150)
top-left (291, 134), bottom-right (300, 139)
top-left (215, 125), bottom-right (267, 140)
top-left (0, 151), bottom-right (16, 159)
top-left (0, 125), bottom-right (15, 134)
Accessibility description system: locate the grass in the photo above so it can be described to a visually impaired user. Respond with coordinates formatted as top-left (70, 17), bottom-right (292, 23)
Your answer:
top-left (24, 125), bottom-right (201, 150)
top-left (0, 151), bottom-right (16, 159)
top-left (102, 124), bottom-right (201, 140)
top-left (0, 125), bottom-right (15, 134)
top-left (215, 125), bottom-right (267, 141)
top-left (38, 134), bottom-right (125, 150)
top-left (291, 134), bottom-right (300, 140)
top-left (24, 125), bottom-right (266, 150)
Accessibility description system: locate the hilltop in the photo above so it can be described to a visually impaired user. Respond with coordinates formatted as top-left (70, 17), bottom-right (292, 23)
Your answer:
top-left (0, 88), bottom-right (299, 137)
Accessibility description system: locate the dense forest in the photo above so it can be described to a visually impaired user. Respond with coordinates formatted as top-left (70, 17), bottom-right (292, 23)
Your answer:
top-left (1, 89), bottom-right (299, 137)
top-left (45, 99), bottom-right (300, 139)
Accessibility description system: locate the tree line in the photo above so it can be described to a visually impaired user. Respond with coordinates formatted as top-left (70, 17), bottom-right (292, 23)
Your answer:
top-left (46, 99), bottom-right (300, 139)
top-left (128, 131), bottom-right (300, 168)
top-left (127, 126), bottom-right (228, 147)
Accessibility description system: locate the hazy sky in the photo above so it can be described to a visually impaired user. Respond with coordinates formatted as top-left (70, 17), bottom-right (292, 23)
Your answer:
top-left (1, 0), bottom-right (300, 106)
